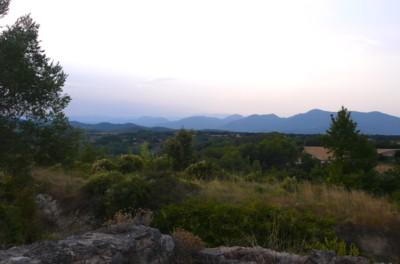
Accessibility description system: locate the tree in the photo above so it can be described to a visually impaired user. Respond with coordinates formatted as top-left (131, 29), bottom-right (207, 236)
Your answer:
top-left (322, 107), bottom-right (377, 184)
top-left (164, 130), bottom-right (194, 171)
top-left (0, 1), bottom-right (73, 246)
top-left (0, 11), bottom-right (71, 174)
top-left (0, 14), bottom-right (69, 122)
top-left (0, 0), bottom-right (10, 18)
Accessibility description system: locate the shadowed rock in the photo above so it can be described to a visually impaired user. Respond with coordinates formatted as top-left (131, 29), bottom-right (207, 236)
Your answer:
top-left (0, 225), bottom-right (174, 264)
top-left (196, 247), bottom-right (369, 264)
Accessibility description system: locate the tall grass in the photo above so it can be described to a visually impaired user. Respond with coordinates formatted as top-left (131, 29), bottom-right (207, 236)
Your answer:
top-left (32, 166), bottom-right (87, 201)
top-left (197, 179), bottom-right (400, 229)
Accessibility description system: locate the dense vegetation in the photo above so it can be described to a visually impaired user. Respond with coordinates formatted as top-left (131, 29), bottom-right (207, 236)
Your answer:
top-left (1, 0), bottom-right (400, 261)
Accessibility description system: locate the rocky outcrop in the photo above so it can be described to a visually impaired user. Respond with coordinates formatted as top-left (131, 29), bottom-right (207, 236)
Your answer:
top-left (35, 194), bottom-right (62, 226)
top-left (0, 224), bottom-right (370, 264)
top-left (0, 225), bottom-right (174, 264)
top-left (196, 247), bottom-right (369, 264)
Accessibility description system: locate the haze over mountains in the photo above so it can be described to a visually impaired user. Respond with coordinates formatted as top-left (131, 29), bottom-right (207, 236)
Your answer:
top-left (70, 109), bottom-right (400, 135)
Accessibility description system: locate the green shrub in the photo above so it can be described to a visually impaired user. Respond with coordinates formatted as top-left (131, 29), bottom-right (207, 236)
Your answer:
top-left (147, 156), bottom-right (172, 172)
top-left (82, 171), bottom-right (195, 219)
top-left (118, 154), bottom-right (144, 173)
top-left (145, 172), bottom-right (198, 209)
top-left (91, 159), bottom-right (116, 174)
top-left (0, 175), bottom-right (40, 248)
top-left (185, 161), bottom-right (224, 180)
top-left (82, 171), bottom-right (125, 218)
top-left (104, 176), bottom-right (150, 216)
top-left (154, 199), bottom-right (336, 252)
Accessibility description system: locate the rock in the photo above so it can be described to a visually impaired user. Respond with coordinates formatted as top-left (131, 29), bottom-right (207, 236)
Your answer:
top-left (0, 225), bottom-right (174, 264)
top-left (35, 194), bottom-right (61, 226)
top-left (196, 247), bottom-right (369, 264)
top-left (0, 224), bottom-right (370, 264)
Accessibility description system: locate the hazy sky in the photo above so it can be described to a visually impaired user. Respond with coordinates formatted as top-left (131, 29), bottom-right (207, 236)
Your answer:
top-left (2, 0), bottom-right (400, 118)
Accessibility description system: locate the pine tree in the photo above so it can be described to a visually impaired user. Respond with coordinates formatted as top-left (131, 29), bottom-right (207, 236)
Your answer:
top-left (323, 107), bottom-right (377, 181)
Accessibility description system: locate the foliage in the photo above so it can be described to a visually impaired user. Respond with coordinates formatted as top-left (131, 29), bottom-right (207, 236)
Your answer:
top-left (241, 134), bottom-right (299, 172)
top-left (322, 107), bottom-right (377, 176)
top-left (164, 130), bottom-right (194, 170)
top-left (0, 174), bottom-right (40, 247)
top-left (0, 0), bottom-right (10, 17)
top-left (78, 143), bottom-right (105, 164)
top-left (0, 15), bottom-right (69, 122)
top-left (184, 160), bottom-right (224, 180)
top-left (82, 171), bottom-right (125, 218)
top-left (104, 176), bottom-right (150, 217)
top-left (91, 159), bottom-right (117, 174)
top-left (306, 238), bottom-right (360, 256)
top-left (0, 5), bottom-right (72, 247)
top-left (33, 117), bottom-right (81, 167)
top-left (154, 199), bottom-right (336, 251)
top-left (82, 171), bottom-right (196, 219)
top-left (117, 154), bottom-right (144, 173)
top-left (395, 150), bottom-right (400, 164)
top-left (173, 228), bottom-right (205, 264)
top-left (219, 148), bottom-right (250, 172)
top-left (147, 155), bottom-right (172, 172)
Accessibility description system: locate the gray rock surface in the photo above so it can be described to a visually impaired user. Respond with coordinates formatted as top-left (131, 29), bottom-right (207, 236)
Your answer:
top-left (35, 194), bottom-right (61, 226)
top-left (0, 225), bottom-right (174, 264)
top-left (0, 225), bottom-right (370, 264)
top-left (196, 247), bottom-right (369, 264)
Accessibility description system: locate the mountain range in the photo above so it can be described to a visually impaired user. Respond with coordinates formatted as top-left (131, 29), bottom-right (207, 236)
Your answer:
top-left (70, 109), bottom-right (400, 135)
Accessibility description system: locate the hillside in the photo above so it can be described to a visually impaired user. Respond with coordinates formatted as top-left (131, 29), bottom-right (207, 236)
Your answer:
top-left (71, 109), bottom-right (400, 135)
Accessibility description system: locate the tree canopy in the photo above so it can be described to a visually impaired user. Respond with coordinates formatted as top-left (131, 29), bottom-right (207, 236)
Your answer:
top-left (0, 0), bottom-right (10, 17)
top-left (0, 16), bottom-right (69, 122)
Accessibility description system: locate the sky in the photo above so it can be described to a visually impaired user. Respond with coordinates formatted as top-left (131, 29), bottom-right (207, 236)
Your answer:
top-left (2, 0), bottom-right (400, 119)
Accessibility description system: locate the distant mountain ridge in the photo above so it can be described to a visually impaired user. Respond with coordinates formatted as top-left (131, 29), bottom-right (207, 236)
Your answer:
top-left (70, 109), bottom-right (400, 135)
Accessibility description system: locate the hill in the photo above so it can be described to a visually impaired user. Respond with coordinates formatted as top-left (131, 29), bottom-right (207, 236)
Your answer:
top-left (70, 110), bottom-right (400, 135)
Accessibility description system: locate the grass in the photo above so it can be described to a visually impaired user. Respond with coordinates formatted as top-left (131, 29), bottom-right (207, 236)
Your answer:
top-left (196, 179), bottom-right (400, 230)
top-left (32, 165), bottom-right (88, 201)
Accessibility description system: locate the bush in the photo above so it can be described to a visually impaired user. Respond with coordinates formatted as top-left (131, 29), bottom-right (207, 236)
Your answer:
top-left (173, 228), bottom-right (205, 264)
top-left (145, 172), bottom-right (198, 209)
top-left (185, 160), bottom-right (224, 180)
top-left (0, 175), bottom-right (40, 248)
top-left (118, 154), bottom-right (144, 173)
top-left (83, 171), bottom-right (195, 219)
top-left (82, 171), bottom-right (124, 218)
top-left (104, 176), bottom-right (150, 216)
top-left (154, 199), bottom-right (336, 252)
top-left (91, 159), bottom-right (116, 174)
top-left (147, 156), bottom-right (172, 172)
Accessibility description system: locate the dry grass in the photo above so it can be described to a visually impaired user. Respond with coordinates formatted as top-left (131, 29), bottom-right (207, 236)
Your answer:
top-left (197, 180), bottom-right (400, 230)
top-left (32, 166), bottom-right (87, 201)
top-left (270, 183), bottom-right (400, 229)
top-left (375, 163), bottom-right (396, 174)
top-left (172, 228), bottom-right (205, 264)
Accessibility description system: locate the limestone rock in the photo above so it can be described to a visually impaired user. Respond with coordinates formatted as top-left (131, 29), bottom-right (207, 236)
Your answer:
top-left (0, 225), bottom-right (174, 264)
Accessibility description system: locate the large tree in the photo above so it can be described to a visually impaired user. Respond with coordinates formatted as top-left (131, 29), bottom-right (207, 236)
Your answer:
top-left (0, 0), bottom-right (74, 246)
top-left (0, 3), bottom-right (73, 174)
top-left (0, 16), bottom-right (69, 122)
